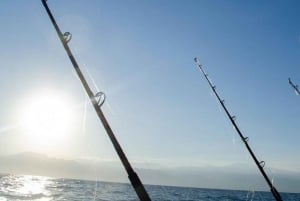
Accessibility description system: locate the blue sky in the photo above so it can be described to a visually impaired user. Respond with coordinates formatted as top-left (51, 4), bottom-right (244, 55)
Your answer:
top-left (0, 0), bottom-right (300, 192)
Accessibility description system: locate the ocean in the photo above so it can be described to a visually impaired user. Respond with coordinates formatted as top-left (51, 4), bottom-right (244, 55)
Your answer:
top-left (0, 174), bottom-right (299, 201)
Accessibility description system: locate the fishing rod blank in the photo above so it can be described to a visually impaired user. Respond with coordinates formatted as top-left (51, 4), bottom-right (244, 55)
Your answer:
top-left (288, 78), bottom-right (300, 95)
top-left (194, 58), bottom-right (283, 201)
top-left (41, 1), bottom-right (151, 200)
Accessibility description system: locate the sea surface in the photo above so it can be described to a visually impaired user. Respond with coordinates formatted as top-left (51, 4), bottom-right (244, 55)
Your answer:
top-left (0, 174), bottom-right (299, 201)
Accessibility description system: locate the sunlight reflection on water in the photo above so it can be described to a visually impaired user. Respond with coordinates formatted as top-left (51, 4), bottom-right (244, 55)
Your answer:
top-left (0, 174), bottom-right (53, 201)
top-left (0, 174), bottom-right (299, 201)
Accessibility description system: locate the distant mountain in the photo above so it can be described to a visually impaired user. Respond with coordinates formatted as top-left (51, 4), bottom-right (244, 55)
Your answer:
top-left (1, 152), bottom-right (86, 180)
top-left (0, 152), bottom-right (127, 182)
top-left (1, 152), bottom-right (299, 193)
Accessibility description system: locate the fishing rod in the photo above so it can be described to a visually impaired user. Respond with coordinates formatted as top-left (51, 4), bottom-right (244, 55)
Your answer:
top-left (41, 1), bottom-right (151, 200)
top-left (194, 58), bottom-right (283, 201)
top-left (288, 78), bottom-right (300, 95)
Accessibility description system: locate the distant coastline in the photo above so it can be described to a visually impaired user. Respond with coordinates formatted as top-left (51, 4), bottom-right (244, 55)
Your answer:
top-left (1, 152), bottom-right (300, 194)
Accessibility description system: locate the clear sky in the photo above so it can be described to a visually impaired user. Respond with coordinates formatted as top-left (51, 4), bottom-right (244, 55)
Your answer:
top-left (0, 0), bottom-right (300, 192)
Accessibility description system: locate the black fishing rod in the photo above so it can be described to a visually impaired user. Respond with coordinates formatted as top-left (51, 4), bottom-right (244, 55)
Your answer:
top-left (194, 58), bottom-right (283, 201)
top-left (41, 1), bottom-right (151, 200)
top-left (288, 78), bottom-right (300, 95)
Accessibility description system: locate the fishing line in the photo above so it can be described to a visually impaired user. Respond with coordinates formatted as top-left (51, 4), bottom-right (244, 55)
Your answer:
top-left (83, 64), bottom-right (100, 92)
top-left (266, 165), bottom-right (278, 193)
top-left (207, 77), bottom-right (237, 147)
top-left (82, 62), bottom-right (116, 117)
top-left (93, 177), bottom-right (99, 201)
top-left (256, 191), bottom-right (267, 201)
top-left (246, 189), bottom-right (255, 201)
top-left (194, 57), bottom-right (283, 201)
top-left (200, 79), bottom-right (246, 199)
top-left (207, 74), bottom-right (243, 181)
top-left (215, 95), bottom-right (237, 146)
top-left (81, 96), bottom-right (88, 136)
top-left (41, 1), bottom-right (151, 200)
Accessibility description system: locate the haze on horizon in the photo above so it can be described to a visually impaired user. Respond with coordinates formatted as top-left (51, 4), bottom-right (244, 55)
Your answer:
top-left (0, 0), bottom-right (300, 194)
top-left (1, 151), bottom-right (300, 194)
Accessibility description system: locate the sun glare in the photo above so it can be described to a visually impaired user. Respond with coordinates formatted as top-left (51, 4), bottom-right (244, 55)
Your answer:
top-left (19, 90), bottom-right (74, 146)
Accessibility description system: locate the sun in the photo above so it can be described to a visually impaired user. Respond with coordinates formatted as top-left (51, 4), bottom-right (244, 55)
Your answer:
top-left (19, 89), bottom-right (74, 146)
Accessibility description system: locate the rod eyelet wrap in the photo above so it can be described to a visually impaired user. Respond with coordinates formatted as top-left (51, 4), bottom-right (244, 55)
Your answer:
top-left (94, 92), bottom-right (106, 107)
top-left (63, 32), bottom-right (72, 43)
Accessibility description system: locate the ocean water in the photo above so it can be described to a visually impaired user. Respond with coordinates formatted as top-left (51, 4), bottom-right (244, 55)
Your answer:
top-left (0, 175), bottom-right (299, 201)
